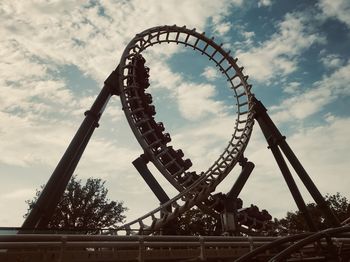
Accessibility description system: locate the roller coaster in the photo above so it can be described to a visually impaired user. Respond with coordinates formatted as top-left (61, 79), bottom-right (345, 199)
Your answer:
top-left (1, 25), bottom-right (349, 261)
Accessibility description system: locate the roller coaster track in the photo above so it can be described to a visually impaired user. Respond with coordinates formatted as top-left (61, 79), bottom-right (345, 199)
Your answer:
top-left (117, 25), bottom-right (254, 235)
top-left (15, 25), bottom-right (350, 261)
top-left (1, 227), bottom-right (350, 261)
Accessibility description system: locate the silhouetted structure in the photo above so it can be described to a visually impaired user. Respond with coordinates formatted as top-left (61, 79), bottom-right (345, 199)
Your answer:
top-left (18, 25), bottom-right (347, 261)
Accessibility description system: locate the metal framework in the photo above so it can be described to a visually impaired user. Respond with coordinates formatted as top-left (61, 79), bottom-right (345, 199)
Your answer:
top-left (16, 24), bottom-right (349, 260)
top-left (2, 230), bottom-right (350, 261)
top-left (22, 25), bottom-right (255, 234)
top-left (22, 75), bottom-right (119, 230)
top-left (117, 25), bottom-right (254, 234)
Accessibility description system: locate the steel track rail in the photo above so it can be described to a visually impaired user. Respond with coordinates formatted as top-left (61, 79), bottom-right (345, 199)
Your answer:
top-left (269, 226), bottom-right (350, 261)
top-left (117, 25), bottom-right (254, 234)
top-left (2, 234), bottom-right (350, 261)
top-left (235, 232), bottom-right (312, 262)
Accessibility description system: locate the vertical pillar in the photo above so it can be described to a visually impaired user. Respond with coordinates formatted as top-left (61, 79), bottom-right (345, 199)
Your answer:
top-left (220, 159), bottom-right (255, 235)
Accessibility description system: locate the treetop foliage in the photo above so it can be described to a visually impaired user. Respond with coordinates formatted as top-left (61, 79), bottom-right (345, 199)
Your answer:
top-left (272, 192), bottom-right (350, 235)
top-left (25, 176), bottom-right (127, 232)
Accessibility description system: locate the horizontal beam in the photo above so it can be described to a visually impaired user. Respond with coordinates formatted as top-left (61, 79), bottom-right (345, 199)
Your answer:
top-left (1, 234), bottom-right (349, 262)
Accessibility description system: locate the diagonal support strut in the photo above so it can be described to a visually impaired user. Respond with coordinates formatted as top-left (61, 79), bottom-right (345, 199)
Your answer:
top-left (252, 96), bottom-right (340, 230)
top-left (21, 68), bottom-right (120, 230)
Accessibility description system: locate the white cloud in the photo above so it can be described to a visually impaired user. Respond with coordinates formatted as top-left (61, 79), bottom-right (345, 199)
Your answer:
top-left (0, 111), bottom-right (75, 167)
top-left (0, 0), bottom-right (245, 226)
top-left (240, 30), bottom-right (256, 47)
top-left (210, 0), bottom-right (243, 37)
top-left (237, 12), bottom-right (324, 83)
top-left (0, 0), bottom-right (348, 228)
top-left (177, 83), bottom-right (227, 121)
top-left (271, 60), bottom-right (350, 123)
top-left (171, 115), bottom-right (235, 172)
top-left (146, 58), bottom-right (183, 91)
top-left (318, 0), bottom-right (350, 28)
top-left (320, 53), bottom-right (345, 70)
top-left (144, 56), bottom-right (231, 122)
top-left (271, 88), bottom-right (329, 122)
top-left (233, 115), bottom-right (350, 218)
top-left (287, 116), bottom-right (350, 196)
top-left (0, 0), bottom-right (239, 167)
top-left (169, 110), bottom-right (350, 219)
top-left (201, 66), bottom-right (220, 81)
top-left (282, 81), bottom-right (301, 94)
top-left (242, 31), bottom-right (255, 39)
top-left (213, 21), bottom-right (232, 36)
top-left (258, 0), bottom-right (272, 7)
top-left (2, 189), bottom-right (35, 199)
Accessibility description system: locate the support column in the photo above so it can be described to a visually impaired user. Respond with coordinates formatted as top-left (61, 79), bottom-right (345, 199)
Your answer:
top-left (253, 97), bottom-right (317, 231)
top-left (22, 69), bottom-right (120, 230)
top-left (227, 159), bottom-right (254, 200)
top-left (252, 96), bottom-right (340, 228)
top-left (279, 141), bottom-right (340, 226)
top-left (253, 97), bottom-right (340, 227)
top-left (269, 140), bottom-right (317, 231)
top-left (220, 159), bottom-right (255, 235)
top-left (132, 157), bottom-right (171, 207)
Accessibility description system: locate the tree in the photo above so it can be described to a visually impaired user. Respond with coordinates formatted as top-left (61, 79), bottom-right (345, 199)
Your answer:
top-left (25, 176), bottom-right (127, 232)
top-left (274, 192), bottom-right (350, 234)
top-left (166, 193), bottom-right (350, 236)
top-left (160, 207), bottom-right (220, 235)
top-left (169, 208), bottom-right (274, 236)
top-left (179, 207), bottom-right (221, 235)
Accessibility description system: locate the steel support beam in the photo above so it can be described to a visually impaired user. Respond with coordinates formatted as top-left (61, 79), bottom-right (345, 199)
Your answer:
top-left (270, 226), bottom-right (350, 261)
top-left (21, 69), bottom-right (120, 230)
top-left (253, 96), bottom-right (340, 229)
top-left (253, 97), bottom-right (316, 231)
top-left (278, 141), bottom-right (340, 227)
top-left (226, 159), bottom-right (255, 200)
top-left (132, 157), bottom-right (170, 206)
top-left (217, 159), bottom-right (255, 235)
top-left (268, 139), bottom-right (317, 231)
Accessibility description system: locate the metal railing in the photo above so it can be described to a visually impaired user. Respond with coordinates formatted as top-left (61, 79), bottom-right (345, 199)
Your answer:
top-left (1, 232), bottom-right (349, 262)
top-left (0, 234), bottom-right (273, 262)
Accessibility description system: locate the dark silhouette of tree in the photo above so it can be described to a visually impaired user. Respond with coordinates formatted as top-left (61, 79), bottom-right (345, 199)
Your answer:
top-left (165, 193), bottom-right (349, 236)
top-left (25, 176), bottom-right (127, 232)
top-left (162, 207), bottom-right (220, 236)
top-left (273, 192), bottom-right (350, 235)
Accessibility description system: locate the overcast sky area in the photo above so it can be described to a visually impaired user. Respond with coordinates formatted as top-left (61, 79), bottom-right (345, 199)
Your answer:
top-left (0, 0), bottom-right (349, 227)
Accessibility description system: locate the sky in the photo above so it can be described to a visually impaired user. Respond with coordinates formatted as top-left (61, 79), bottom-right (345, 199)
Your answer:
top-left (0, 0), bottom-right (349, 228)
